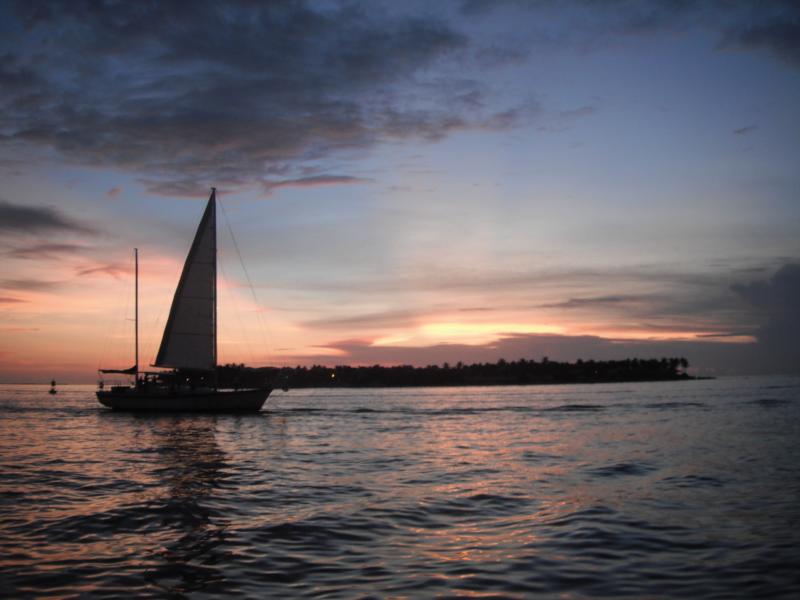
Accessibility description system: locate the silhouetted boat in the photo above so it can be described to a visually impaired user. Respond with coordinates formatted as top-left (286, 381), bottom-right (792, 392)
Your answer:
top-left (97, 188), bottom-right (271, 412)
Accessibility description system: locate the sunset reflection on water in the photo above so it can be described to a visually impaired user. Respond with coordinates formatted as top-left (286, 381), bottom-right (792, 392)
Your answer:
top-left (2, 380), bottom-right (799, 598)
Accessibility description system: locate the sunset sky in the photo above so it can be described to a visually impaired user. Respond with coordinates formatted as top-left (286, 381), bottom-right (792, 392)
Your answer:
top-left (1, 0), bottom-right (799, 382)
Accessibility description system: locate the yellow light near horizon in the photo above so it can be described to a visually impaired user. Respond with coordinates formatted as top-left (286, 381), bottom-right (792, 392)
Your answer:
top-left (372, 334), bottom-right (412, 346)
top-left (367, 321), bottom-right (565, 348)
top-left (420, 322), bottom-right (563, 339)
top-left (583, 327), bottom-right (757, 344)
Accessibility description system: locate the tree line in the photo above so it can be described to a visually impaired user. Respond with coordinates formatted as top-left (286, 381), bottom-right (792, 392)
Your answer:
top-left (215, 356), bottom-right (692, 389)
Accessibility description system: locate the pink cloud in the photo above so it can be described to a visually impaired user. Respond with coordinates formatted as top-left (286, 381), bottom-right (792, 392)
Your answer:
top-left (75, 263), bottom-right (129, 278)
top-left (262, 175), bottom-right (372, 195)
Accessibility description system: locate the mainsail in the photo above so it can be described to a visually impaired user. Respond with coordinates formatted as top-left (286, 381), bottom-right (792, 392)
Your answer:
top-left (154, 190), bottom-right (216, 370)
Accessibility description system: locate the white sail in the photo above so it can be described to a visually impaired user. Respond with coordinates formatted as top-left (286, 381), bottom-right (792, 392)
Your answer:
top-left (154, 191), bottom-right (216, 370)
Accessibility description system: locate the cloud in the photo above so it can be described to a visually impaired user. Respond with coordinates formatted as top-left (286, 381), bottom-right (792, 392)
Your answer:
top-left (1, 1), bottom-right (526, 195)
top-left (5, 1), bottom-right (794, 194)
top-left (144, 174), bottom-right (370, 198)
top-left (538, 294), bottom-right (650, 309)
top-left (0, 199), bottom-right (95, 235)
top-left (284, 261), bottom-right (748, 306)
top-left (733, 124), bottom-right (757, 135)
top-left (695, 331), bottom-right (753, 339)
top-left (459, 1), bottom-right (800, 67)
top-left (106, 186), bottom-right (122, 197)
top-left (731, 263), bottom-right (800, 372)
top-left (0, 296), bottom-right (27, 304)
top-left (556, 105), bottom-right (598, 120)
top-left (6, 242), bottom-right (87, 260)
top-left (611, 2), bottom-right (800, 69)
top-left (75, 263), bottom-right (129, 279)
top-left (0, 278), bottom-right (62, 291)
top-left (137, 179), bottom-right (218, 199)
top-left (262, 175), bottom-right (373, 195)
top-left (303, 309), bottom-right (423, 331)
top-left (721, 17), bottom-right (800, 67)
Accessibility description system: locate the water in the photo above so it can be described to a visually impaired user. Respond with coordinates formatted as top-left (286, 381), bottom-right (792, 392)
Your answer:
top-left (1, 378), bottom-right (799, 598)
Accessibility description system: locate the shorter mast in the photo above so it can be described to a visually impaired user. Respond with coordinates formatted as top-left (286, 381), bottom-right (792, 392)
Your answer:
top-left (101, 250), bottom-right (139, 377)
top-left (135, 247), bottom-right (139, 381)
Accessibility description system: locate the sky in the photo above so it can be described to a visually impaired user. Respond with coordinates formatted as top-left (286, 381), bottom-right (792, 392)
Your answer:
top-left (1, 0), bottom-right (799, 382)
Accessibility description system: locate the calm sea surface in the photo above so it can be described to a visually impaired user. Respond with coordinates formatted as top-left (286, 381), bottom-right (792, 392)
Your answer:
top-left (1, 378), bottom-right (799, 598)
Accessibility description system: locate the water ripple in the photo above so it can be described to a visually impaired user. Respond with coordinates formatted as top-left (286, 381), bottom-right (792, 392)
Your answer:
top-left (1, 380), bottom-right (799, 598)
top-left (585, 461), bottom-right (658, 478)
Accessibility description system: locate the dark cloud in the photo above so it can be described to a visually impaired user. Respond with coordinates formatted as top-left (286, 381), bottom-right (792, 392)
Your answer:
top-left (137, 178), bottom-right (220, 199)
top-left (721, 17), bottom-right (800, 67)
top-left (538, 294), bottom-right (650, 309)
top-left (282, 264), bottom-right (710, 295)
top-left (733, 124), bottom-right (757, 135)
top-left (460, 1), bottom-right (800, 67)
top-left (695, 331), bottom-right (753, 339)
top-left (0, 296), bottom-right (26, 303)
top-left (608, 0), bottom-right (800, 68)
top-left (1, 0), bottom-right (526, 195)
top-left (1, 0), bottom-right (796, 199)
top-left (4, 1), bottom-right (794, 196)
top-left (147, 173), bottom-right (373, 198)
top-left (556, 105), bottom-right (597, 120)
top-left (545, 288), bottom-right (754, 338)
top-left (75, 263), bottom-right (128, 279)
top-left (6, 242), bottom-right (86, 260)
top-left (0, 278), bottom-right (62, 291)
top-left (303, 309), bottom-right (424, 331)
top-left (284, 262), bottom-right (748, 306)
top-left (0, 199), bottom-right (95, 235)
top-left (731, 263), bottom-right (800, 372)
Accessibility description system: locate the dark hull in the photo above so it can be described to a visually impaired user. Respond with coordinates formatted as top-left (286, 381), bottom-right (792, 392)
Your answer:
top-left (96, 387), bottom-right (271, 413)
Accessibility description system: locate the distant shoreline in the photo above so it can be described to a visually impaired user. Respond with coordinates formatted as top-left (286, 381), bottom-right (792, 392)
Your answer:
top-left (2, 376), bottom-right (710, 388)
top-left (219, 357), bottom-right (699, 389)
top-left (8, 357), bottom-right (712, 388)
top-left (280, 375), bottom-right (707, 389)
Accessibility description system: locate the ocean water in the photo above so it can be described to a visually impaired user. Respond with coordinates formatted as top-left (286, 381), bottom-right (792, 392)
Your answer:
top-left (1, 378), bottom-right (799, 599)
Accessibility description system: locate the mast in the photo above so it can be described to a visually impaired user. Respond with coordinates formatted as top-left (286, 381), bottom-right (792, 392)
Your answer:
top-left (211, 187), bottom-right (217, 390)
top-left (211, 187), bottom-right (217, 372)
top-left (135, 247), bottom-right (139, 381)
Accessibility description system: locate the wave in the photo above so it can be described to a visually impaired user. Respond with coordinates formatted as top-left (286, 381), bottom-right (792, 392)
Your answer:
top-left (747, 398), bottom-right (794, 407)
top-left (585, 462), bottom-right (658, 478)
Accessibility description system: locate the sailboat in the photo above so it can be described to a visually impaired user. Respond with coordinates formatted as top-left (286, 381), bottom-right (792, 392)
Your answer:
top-left (96, 188), bottom-right (272, 412)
